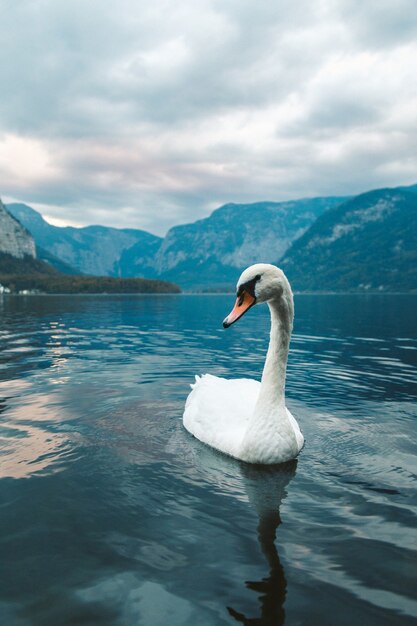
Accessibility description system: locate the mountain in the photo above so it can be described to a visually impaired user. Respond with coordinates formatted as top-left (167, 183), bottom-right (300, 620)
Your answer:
top-left (6, 185), bottom-right (416, 291)
top-left (0, 198), bottom-right (36, 259)
top-left (7, 197), bottom-right (345, 289)
top-left (116, 236), bottom-right (163, 278)
top-left (401, 183), bottom-right (417, 194)
top-left (150, 197), bottom-right (347, 289)
top-left (280, 188), bottom-right (417, 292)
top-left (0, 197), bottom-right (73, 281)
top-left (36, 246), bottom-right (81, 275)
top-left (6, 203), bottom-right (162, 277)
top-left (1, 200), bottom-right (179, 294)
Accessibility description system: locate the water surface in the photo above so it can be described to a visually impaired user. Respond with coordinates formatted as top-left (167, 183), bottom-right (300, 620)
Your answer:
top-left (0, 294), bottom-right (416, 625)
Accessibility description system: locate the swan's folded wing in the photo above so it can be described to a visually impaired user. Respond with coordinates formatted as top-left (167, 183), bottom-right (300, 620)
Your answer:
top-left (183, 374), bottom-right (260, 459)
top-left (286, 407), bottom-right (305, 450)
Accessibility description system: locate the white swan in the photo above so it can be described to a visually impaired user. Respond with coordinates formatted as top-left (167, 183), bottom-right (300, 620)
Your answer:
top-left (183, 263), bottom-right (304, 465)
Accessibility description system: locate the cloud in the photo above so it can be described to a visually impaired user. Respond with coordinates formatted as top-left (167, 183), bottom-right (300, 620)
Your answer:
top-left (0, 0), bottom-right (416, 234)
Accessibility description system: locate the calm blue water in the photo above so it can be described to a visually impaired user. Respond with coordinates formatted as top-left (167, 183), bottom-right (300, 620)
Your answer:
top-left (0, 294), bottom-right (416, 626)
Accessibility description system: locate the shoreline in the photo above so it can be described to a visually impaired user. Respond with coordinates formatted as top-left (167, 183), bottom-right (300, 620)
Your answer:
top-left (1, 290), bottom-right (416, 297)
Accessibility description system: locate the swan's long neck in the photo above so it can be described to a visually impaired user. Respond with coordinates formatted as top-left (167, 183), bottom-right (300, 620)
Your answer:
top-left (257, 296), bottom-right (293, 409)
top-left (239, 288), bottom-right (298, 463)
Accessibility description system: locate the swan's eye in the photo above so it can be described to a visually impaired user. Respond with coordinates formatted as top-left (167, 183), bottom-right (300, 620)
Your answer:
top-left (255, 274), bottom-right (261, 281)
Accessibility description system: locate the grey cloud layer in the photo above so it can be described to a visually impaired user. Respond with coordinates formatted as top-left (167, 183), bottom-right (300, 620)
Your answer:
top-left (0, 0), bottom-right (416, 233)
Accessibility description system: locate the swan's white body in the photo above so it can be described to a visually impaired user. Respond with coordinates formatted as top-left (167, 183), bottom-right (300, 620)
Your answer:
top-left (183, 264), bottom-right (304, 465)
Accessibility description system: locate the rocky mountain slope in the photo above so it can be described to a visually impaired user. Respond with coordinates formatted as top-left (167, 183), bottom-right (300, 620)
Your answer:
top-left (1, 201), bottom-right (180, 293)
top-left (36, 246), bottom-right (81, 275)
top-left (0, 198), bottom-right (75, 281)
top-left (6, 185), bottom-right (416, 291)
top-left (7, 203), bottom-right (162, 277)
top-left (280, 188), bottom-right (417, 291)
top-left (8, 196), bottom-right (346, 288)
top-left (117, 236), bottom-right (164, 278)
top-left (134, 197), bottom-right (346, 288)
top-left (0, 198), bottom-right (36, 259)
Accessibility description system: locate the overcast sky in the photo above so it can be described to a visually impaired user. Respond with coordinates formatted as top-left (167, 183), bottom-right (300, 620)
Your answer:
top-left (0, 0), bottom-right (416, 235)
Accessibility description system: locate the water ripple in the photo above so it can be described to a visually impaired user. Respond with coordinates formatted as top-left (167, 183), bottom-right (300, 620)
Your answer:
top-left (0, 294), bottom-right (416, 625)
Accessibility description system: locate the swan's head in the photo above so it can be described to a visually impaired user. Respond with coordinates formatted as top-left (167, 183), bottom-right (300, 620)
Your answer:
top-left (223, 263), bottom-right (292, 328)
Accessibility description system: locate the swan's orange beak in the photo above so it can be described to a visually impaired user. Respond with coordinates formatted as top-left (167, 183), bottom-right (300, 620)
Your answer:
top-left (223, 291), bottom-right (256, 328)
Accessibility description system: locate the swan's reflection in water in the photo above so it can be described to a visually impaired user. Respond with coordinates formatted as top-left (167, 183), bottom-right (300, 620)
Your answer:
top-left (176, 433), bottom-right (296, 626)
top-left (227, 462), bottom-right (296, 626)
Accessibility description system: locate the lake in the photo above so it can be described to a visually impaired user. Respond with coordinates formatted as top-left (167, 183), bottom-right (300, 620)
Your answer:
top-left (0, 293), bottom-right (416, 626)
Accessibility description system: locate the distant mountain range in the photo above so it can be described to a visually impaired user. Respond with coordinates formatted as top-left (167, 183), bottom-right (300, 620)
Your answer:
top-left (7, 203), bottom-right (162, 277)
top-left (4, 183), bottom-right (417, 292)
top-left (7, 196), bottom-right (346, 289)
top-left (0, 199), bottom-right (179, 294)
top-left (143, 197), bottom-right (347, 289)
